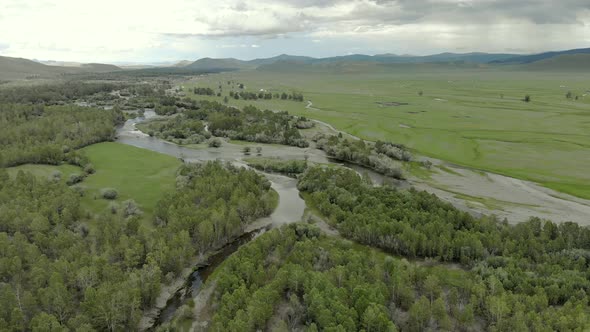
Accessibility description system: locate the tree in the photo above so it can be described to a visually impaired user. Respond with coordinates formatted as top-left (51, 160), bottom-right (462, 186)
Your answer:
top-left (30, 312), bottom-right (64, 332)
top-left (408, 296), bottom-right (430, 331)
top-left (418, 91), bottom-right (423, 96)
top-left (208, 138), bottom-right (222, 148)
top-left (423, 275), bottom-right (441, 304)
top-left (524, 95), bottom-right (531, 102)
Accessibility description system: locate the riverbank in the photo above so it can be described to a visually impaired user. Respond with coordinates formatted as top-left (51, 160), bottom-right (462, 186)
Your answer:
top-left (307, 120), bottom-right (590, 225)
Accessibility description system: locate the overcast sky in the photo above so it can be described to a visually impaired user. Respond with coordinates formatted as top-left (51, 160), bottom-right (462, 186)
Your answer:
top-left (1, 0), bottom-right (589, 63)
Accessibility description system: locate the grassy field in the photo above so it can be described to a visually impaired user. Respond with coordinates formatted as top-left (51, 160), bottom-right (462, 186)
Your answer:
top-left (183, 64), bottom-right (590, 199)
top-left (80, 142), bottom-right (181, 219)
top-left (6, 164), bottom-right (82, 182)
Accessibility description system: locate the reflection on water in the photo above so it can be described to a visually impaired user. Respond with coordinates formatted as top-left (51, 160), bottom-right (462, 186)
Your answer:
top-left (151, 227), bottom-right (269, 327)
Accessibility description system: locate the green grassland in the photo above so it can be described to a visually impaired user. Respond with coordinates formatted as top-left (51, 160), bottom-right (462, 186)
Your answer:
top-left (79, 142), bottom-right (181, 219)
top-left (183, 64), bottom-right (590, 199)
top-left (6, 164), bottom-right (82, 182)
top-left (4, 143), bottom-right (181, 220)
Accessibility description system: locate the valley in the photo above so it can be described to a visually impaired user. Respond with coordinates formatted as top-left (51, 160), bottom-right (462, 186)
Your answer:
top-left (0, 46), bottom-right (589, 331)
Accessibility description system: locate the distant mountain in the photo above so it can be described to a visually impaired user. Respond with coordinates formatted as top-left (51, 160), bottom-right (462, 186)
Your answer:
top-left (79, 63), bottom-right (122, 72)
top-left (184, 57), bottom-right (254, 71)
top-left (490, 48), bottom-right (590, 64)
top-left (0, 56), bottom-right (122, 80)
top-left (0, 56), bottom-right (69, 80)
top-left (181, 52), bottom-right (519, 72)
top-left (173, 60), bottom-right (193, 67)
top-left (522, 54), bottom-right (590, 71)
top-left (38, 60), bottom-right (121, 72)
top-left (249, 54), bottom-right (315, 66)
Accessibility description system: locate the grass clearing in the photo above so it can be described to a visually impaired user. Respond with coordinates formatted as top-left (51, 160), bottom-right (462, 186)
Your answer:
top-left (79, 142), bottom-right (181, 220)
top-left (184, 65), bottom-right (590, 199)
top-left (6, 164), bottom-right (82, 183)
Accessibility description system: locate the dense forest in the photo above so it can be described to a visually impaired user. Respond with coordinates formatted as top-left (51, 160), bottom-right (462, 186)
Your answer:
top-left (201, 223), bottom-right (477, 331)
top-left (293, 166), bottom-right (590, 330)
top-left (0, 161), bottom-right (276, 330)
top-left (145, 100), bottom-right (310, 147)
top-left (0, 82), bottom-right (125, 104)
top-left (313, 134), bottom-right (410, 179)
top-left (0, 104), bottom-right (125, 167)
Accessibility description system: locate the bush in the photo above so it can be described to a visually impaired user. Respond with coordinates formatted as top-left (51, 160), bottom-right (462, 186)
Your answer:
top-left (208, 138), bottom-right (222, 148)
top-left (100, 188), bottom-right (118, 200)
top-left (122, 199), bottom-right (142, 217)
top-left (83, 163), bottom-right (95, 175)
top-left (49, 170), bottom-right (62, 182)
top-left (66, 173), bottom-right (84, 186)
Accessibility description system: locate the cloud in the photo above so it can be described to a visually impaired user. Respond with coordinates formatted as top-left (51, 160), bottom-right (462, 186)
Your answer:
top-left (0, 0), bottom-right (588, 62)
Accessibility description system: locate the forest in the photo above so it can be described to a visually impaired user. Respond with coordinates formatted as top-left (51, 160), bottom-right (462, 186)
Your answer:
top-left (144, 100), bottom-right (310, 147)
top-left (292, 166), bottom-right (590, 330)
top-left (0, 104), bottom-right (125, 167)
top-left (0, 74), bottom-right (588, 331)
top-left (0, 82), bottom-right (126, 104)
top-left (0, 161), bottom-right (276, 331)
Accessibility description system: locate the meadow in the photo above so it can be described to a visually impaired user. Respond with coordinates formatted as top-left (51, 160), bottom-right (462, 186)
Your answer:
top-left (79, 142), bottom-right (181, 219)
top-left (184, 64), bottom-right (590, 199)
top-left (6, 142), bottom-right (181, 220)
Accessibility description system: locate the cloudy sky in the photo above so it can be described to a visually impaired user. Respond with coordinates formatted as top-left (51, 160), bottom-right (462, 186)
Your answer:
top-left (1, 0), bottom-right (589, 63)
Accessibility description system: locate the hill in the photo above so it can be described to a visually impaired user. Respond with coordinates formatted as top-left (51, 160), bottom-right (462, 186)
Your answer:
top-left (491, 47), bottom-right (590, 64)
top-left (173, 60), bottom-right (192, 67)
top-left (522, 53), bottom-right (590, 71)
top-left (0, 56), bottom-right (67, 80)
top-left (181, 52), bottom-right (520, 72)
top-left (0, 56), bottom-right (122, 80)
top-left (248, 54), bottom-right (315, 66)
top-left (184, 57), bottom-right (254, 71)
top-left (79, 63), bottom-right (122, 72)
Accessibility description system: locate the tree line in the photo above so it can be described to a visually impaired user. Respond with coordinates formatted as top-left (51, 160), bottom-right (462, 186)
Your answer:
top-left (0, 103), bottom-right (125, 167)
top-left (228, 90), bottom-right (304, 102)
top-left (294, 166), bottom-right (590, 330)
top-left (313, 134), bottom-right (411, 179)
top-left (0, 82), bottom-right (130, 105)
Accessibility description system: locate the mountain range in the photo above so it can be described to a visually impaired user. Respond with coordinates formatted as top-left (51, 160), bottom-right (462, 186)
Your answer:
top-left (1, 47), bottom-right (589, 81)
top-left (182, 47), bottom-right (590, 71)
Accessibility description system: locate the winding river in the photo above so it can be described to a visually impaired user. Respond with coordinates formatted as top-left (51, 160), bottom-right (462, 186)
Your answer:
top-left (118, 111), bottom-right (322, 328)
top-left (118, 109), bottom-right (590, 329)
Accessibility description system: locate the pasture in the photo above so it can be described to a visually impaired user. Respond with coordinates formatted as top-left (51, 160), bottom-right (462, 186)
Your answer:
top-left (80, 142), bottom-right (181, 219)
top-left (184, 64), bottom-right (590, 199)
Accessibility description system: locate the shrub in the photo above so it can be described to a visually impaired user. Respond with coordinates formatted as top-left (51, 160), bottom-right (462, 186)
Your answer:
top-left (83, 163), bottom-right (95, 175)
top-left (122, 199), bottom-right (142, 217)
top-left (208, 138), bottom-right (222, 148)
top-left (66, 173), bottom-right (84, 186)
top-left (49, 170), bottom-right (62, 182)
top-left (100, 188), bottom-right (118, 200)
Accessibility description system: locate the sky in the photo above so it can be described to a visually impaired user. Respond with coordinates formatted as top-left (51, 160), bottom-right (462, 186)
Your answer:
top-left (1, 0), bottom-right (589, 63)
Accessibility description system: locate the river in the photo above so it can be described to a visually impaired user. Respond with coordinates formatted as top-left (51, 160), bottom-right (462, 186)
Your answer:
top-left (118, 111), bottom-right (318, 328)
